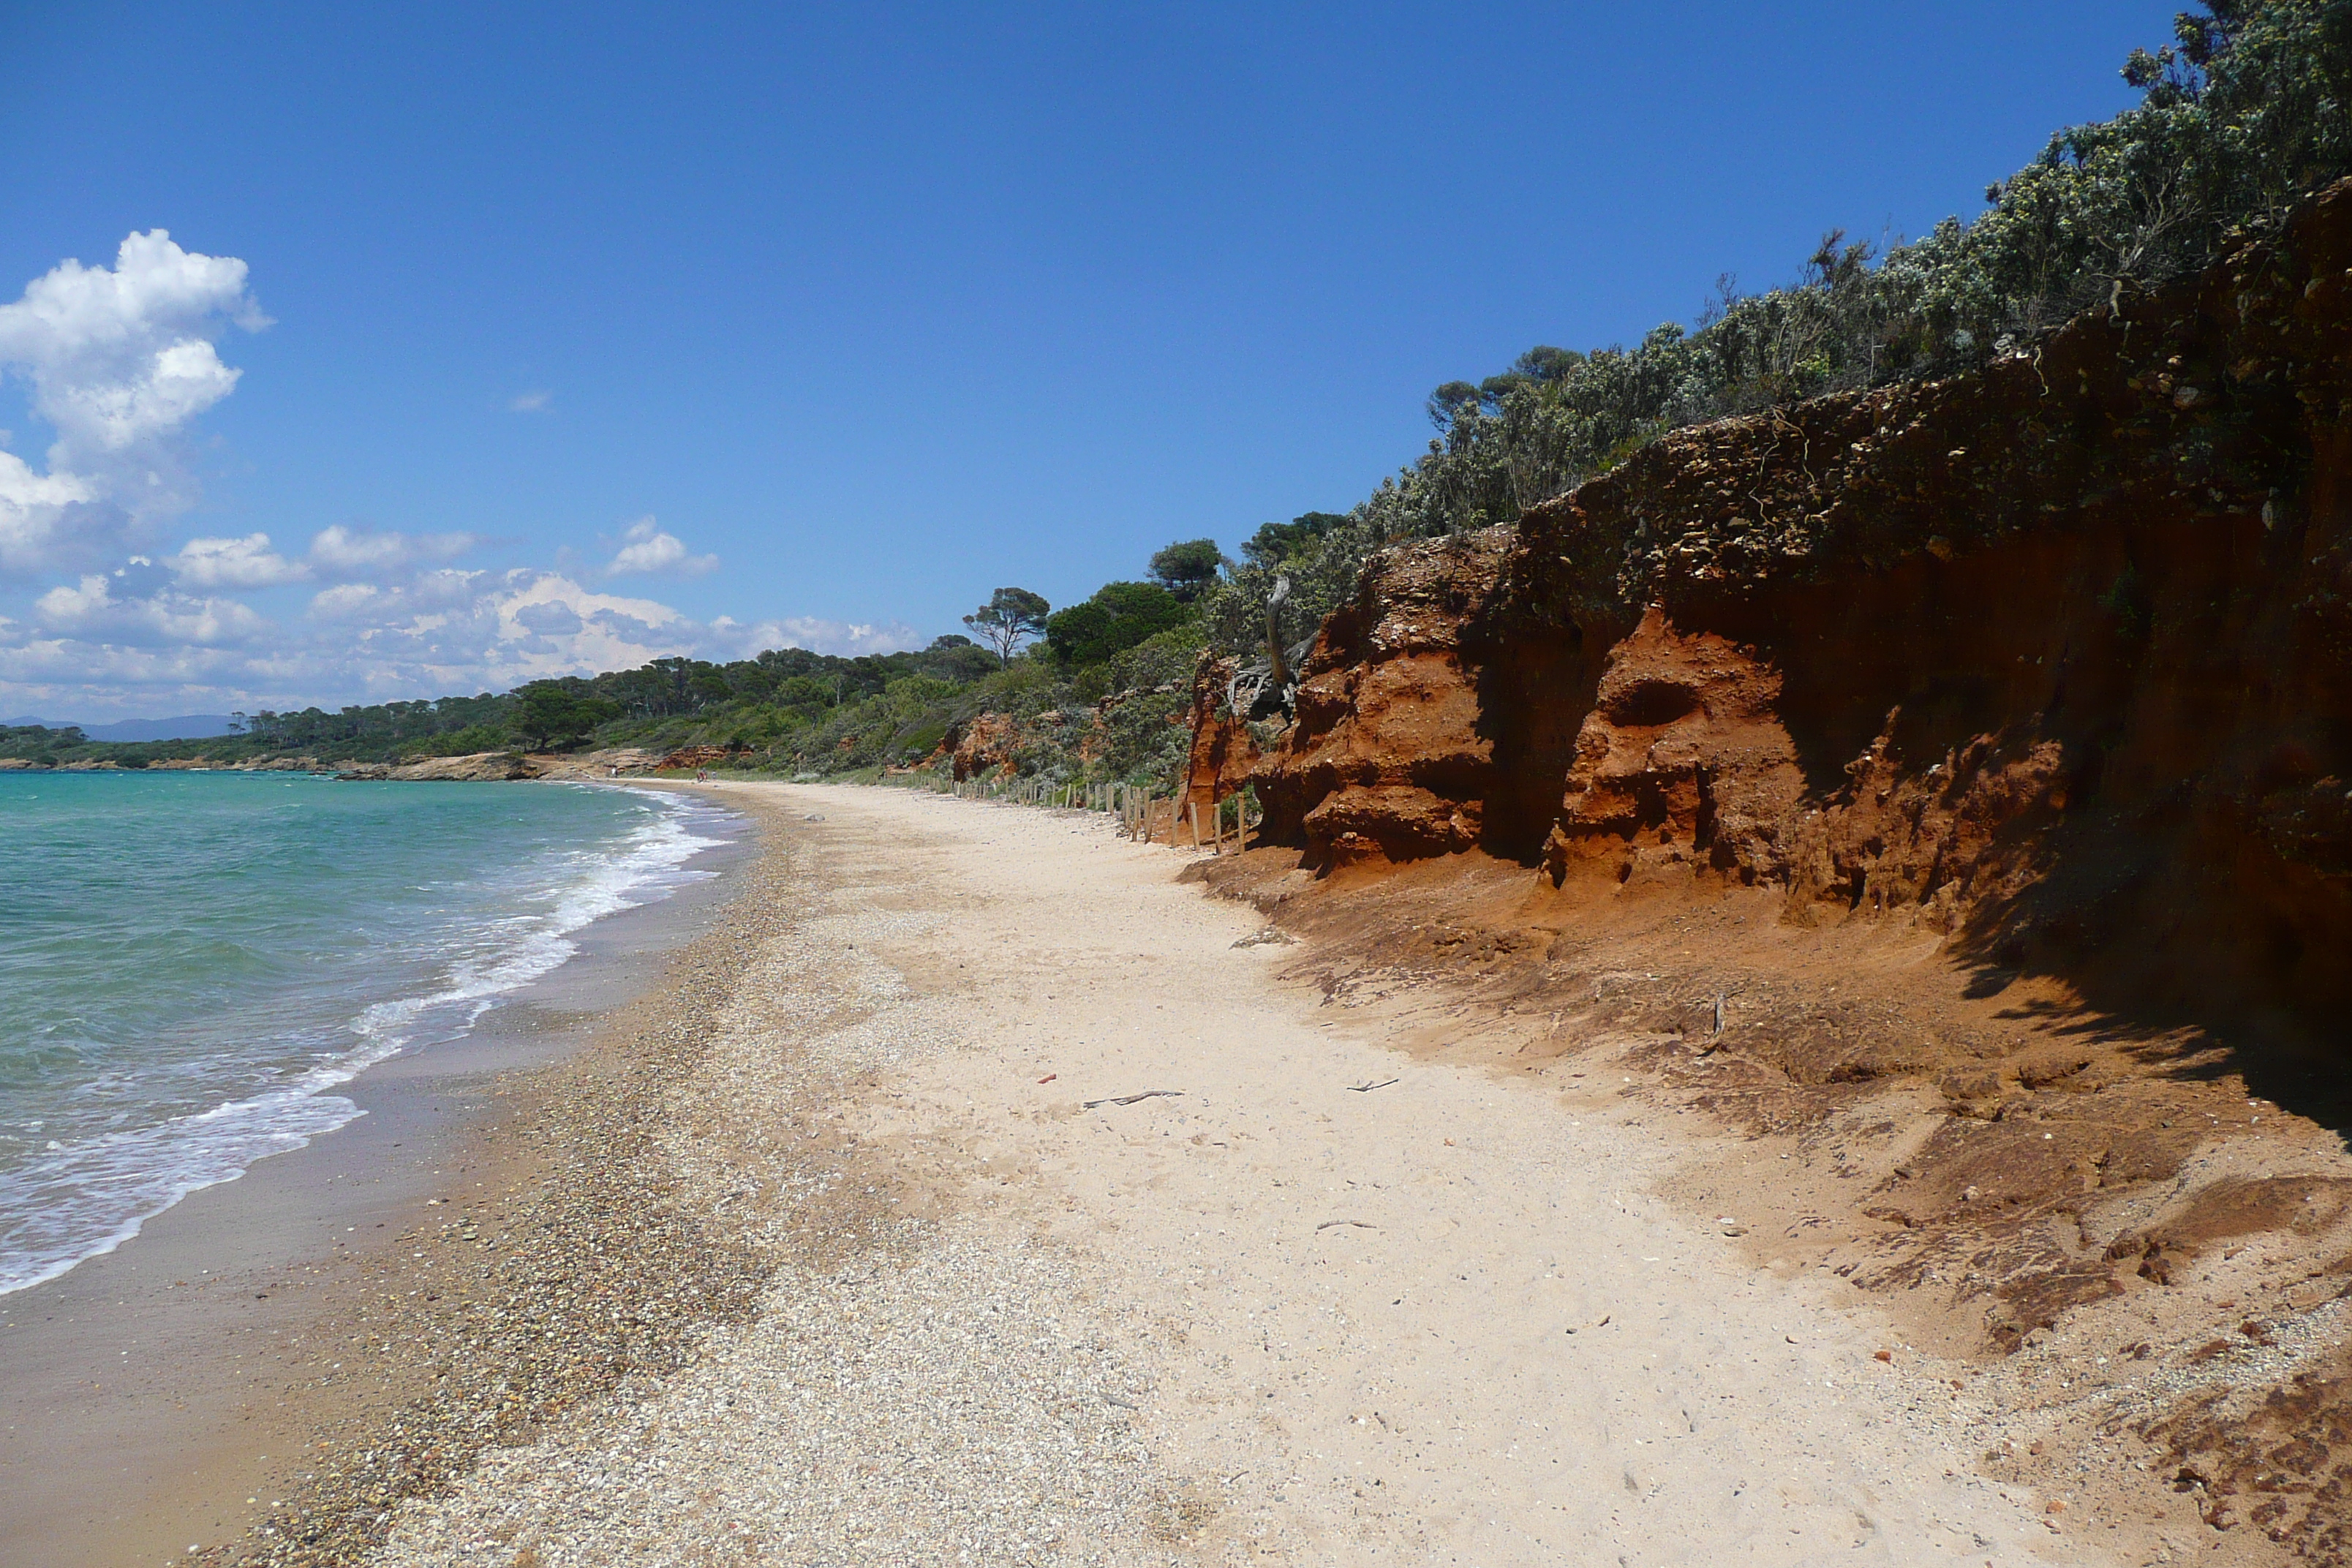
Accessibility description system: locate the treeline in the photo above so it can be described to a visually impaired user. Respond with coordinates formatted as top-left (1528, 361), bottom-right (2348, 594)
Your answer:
top-left (0, 569), bottom-right (1213, 777)
top-left (230, 640), bottom-right (1001, 759)
top-left (0, 724), bottom-right (93, 766)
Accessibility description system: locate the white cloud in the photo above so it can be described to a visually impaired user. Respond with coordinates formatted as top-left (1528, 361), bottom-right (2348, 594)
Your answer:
top-left (33, 563), bottom-right (269, 648)
top-left (0, 565), bottom-right (931, 714)
top-left (0, 240), bottom-right (938, 716)
top-left (706, 614), bottom-right (923, 658)
top-left (0, 451), bottom-right (95, 576)
top-left (604, 516), bottom-right (717, 577)
top-left (306, 568), bottom-right (489, 622)
top-left (306, 524), bottom-right (478, 578)
top-left (0, 230), bottom-right (263, 575)
top-left (171, 532), bottom-right (309, 589)
top-left (287, 569), bottom-right (702, 698)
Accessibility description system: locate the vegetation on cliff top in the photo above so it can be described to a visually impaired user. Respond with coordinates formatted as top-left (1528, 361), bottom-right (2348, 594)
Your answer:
top-left (1202, 0), bottom-right (2352, 657)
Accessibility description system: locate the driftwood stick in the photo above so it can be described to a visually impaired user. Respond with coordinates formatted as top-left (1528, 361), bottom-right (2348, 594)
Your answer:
top-left (1082, 1089), bottom-right (1185, 1109)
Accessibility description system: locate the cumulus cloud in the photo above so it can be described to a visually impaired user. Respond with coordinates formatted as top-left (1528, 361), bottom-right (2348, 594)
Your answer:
top-left (0, 238), bottom-right (933, 717)
top-left (0, 562), bottom-right (930, 715)
top-left (33, 560), bottom-right (269, 648)
top-left (0, 235), bottom-right (905, 711)
top-left (306, 524), bottom-right (478, 579)
top-left (604, 516), bottom-right (717, 578)
top-left (305, 568), bottom-right (484, 624)
top-left (0, 453), bottom-right (94, 573)
top-left (170, 532), bottom-right (309, 589)
top-left (0, 231), bottom-right (265, 574)
top-left (705, 614), bottom-right (923, 659)
top-left (159, 526), bottom-right (480, 591)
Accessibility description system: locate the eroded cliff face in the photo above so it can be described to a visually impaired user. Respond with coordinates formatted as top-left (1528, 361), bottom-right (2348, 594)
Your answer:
top-left (1256, 529), bottom-right (1519, 866)
top-left (1240, 178), bottom-right (2352, 1060)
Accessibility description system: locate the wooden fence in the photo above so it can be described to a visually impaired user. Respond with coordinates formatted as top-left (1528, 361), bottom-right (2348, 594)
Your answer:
top-left (930, 773), bottom-right (1258, 855)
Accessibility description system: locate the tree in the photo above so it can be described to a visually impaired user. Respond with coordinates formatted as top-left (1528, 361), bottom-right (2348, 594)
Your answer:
top-left (1043, 581), bottom-right (1189, 667)
top-left (1241, 511), bottom-right (1347, 570)
top-left (1425, 380), bottom-right (1481, 431)
top-left (963, 587), bottom-right (1050, 666)
top-left (1148, 538), bottom-right (1228, 603)
top-left (513, 683), bottom-right (622, 750)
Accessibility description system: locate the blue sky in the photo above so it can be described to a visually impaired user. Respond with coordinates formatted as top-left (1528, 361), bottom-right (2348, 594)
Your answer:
top-left (0, 1), bottom-right (2165, 717)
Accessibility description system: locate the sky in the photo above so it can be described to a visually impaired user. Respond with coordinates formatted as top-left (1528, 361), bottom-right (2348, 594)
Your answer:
top-left (0, 1), bottom-right (2171, 719)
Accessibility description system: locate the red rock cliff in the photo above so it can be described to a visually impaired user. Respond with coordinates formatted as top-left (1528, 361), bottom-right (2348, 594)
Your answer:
top-left (1245, 178), bottom-right (2352, 1060)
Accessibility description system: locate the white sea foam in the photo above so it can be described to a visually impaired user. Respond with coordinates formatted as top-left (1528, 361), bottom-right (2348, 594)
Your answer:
top-left (0, 787), bottom-right (726, 1295)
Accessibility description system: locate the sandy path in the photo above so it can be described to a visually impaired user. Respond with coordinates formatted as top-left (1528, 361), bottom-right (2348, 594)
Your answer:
top-left (374, 784), bottom-right (2101, 1566)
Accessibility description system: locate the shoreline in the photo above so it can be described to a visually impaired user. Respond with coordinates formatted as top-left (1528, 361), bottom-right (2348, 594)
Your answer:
top-left (0, 782), bottom-right (754, 1568)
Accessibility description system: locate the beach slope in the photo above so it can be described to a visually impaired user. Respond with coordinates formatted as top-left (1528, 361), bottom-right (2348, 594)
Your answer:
top-left (355, 782), bottom-right (2119, 1567)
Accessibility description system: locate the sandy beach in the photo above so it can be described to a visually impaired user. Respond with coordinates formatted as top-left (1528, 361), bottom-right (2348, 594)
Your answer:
top-left (11, 777), bottom-right (2189, 1566)
top-left (264, 780), bottom-right (2152, 1567)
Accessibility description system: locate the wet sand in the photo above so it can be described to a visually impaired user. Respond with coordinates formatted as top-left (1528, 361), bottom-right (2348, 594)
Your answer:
top-left (0, 787), bottom-right (751, 1568)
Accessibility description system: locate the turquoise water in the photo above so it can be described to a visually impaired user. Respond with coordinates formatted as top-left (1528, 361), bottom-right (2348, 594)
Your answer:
top-left (0, 771), bottom-right (724, 1293)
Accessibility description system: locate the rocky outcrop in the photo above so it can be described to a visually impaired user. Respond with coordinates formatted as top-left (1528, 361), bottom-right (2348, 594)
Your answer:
top-left (1175, 656), bottom-right (1263, 815)
top-left (1240, 176), bottom-right (2352, 1058)
top-left (537, 747), bottom-right (666, 779)
top-left (1254, 529), bottom-right (1518, 867)
top-left (946, 713), bottom-right (1023, 780)
top-left (335, 752), bottom-right (543, 783)
top-left (653, 745), bottom-right (739, 772)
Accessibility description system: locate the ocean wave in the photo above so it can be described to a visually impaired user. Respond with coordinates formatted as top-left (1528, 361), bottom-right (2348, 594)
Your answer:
top-left (0, 786), bottom-right (728, 1296)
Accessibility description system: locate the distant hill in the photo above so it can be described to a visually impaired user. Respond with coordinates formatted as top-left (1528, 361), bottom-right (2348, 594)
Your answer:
top-left (2, 715), bottom-right (240, 742)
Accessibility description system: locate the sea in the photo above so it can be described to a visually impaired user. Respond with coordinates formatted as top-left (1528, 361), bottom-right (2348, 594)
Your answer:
top-left (0, 769), bottom-right (727, 1295)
